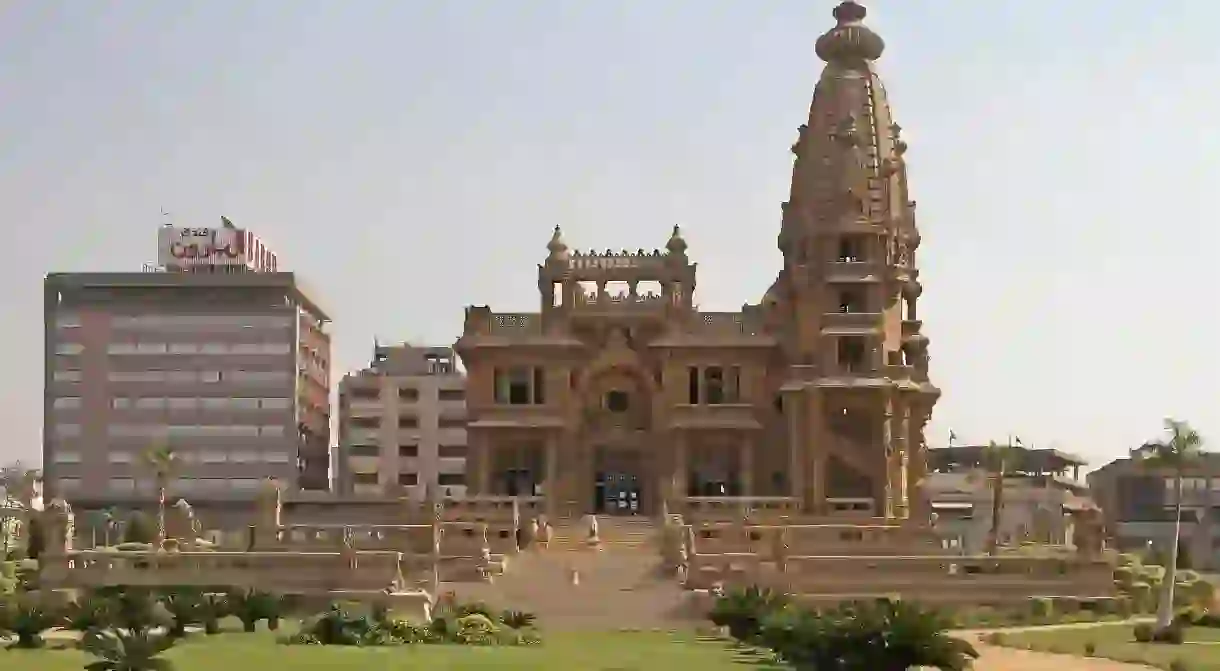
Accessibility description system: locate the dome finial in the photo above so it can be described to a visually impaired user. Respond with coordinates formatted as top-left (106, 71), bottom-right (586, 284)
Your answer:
top-left (816, 1), bottom-right (885, 64)
top-left (546, 224), bottom-right (569, 261)
top-left (666, 224), bottom-right (688, 255)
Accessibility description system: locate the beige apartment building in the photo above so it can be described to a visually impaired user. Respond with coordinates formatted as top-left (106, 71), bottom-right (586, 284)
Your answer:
top-left (337, 345), bottom-right (467, 498)
top-left (43, 271), bottom-right (332, 514)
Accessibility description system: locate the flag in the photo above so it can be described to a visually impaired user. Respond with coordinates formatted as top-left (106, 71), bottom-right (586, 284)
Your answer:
top-left (948, 430), bottom-right (958, 446)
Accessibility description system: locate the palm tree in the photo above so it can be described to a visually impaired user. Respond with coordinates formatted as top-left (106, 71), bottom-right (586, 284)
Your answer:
top-left (140, 444), bottom-right (177, 547)
top-left (1132, 418), bottom-right (1207, 630)
top-left (983, 440), bottom-right (1023, 555)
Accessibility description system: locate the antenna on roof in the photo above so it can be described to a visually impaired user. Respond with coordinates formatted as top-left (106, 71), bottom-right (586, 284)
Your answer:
top-left (160, 207), bottom-right (172, 227)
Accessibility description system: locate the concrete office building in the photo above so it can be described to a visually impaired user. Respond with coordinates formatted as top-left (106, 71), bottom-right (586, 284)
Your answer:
top-left (337, 344), bottom-right (467, 498)
top-left (43, 228), bottom-right (332, 513)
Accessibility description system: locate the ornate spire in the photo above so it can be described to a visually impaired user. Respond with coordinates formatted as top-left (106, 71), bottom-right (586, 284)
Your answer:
top-left (665, 224), bottom-right (688, 255)
top-left (815, 1), bottom-right (885, 64)
top-left (546, 225), bottom-right (569, 261)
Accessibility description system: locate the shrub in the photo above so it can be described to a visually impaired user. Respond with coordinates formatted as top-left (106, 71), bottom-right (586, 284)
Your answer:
top-left (0, 594), bottom-right (62, 648)
top-left (81, 626), bottom-right (179, 671)
top-left (122, 512), bottom-right (157, 544)
top-left (1084, 640), bottom-right (1096, 656)
top-left (499, 609), bottom-right (537, 629)
top-left (227, 589), bottom-right (281, 632)
top-left (454, 613), bottom-right (499, 645)
top-left (1029, 597), bottom-right (1053, 620)
top-left (708, 585), bottom-right (790, 642)
top-left (1152, 625), bottom-right (1185, 645)
top-left (63, 594), bottom-right (115, 632)
top-left (1134, 623), bottom-right (1154, 643)
top-left (757, 599), bottom-right (978, 671)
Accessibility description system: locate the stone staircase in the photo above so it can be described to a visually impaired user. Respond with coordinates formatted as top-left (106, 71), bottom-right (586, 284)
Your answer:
top-left (444, 516), bottom-right (697, 630)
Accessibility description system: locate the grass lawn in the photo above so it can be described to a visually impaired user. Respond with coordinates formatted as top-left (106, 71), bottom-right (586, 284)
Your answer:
top-left (2, 630), bottom-right (783, 671)
top-left (997, 623), bottom-right (1220, 670)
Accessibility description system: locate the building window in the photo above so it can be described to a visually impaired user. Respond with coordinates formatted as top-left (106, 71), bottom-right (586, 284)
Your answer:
top-left (605, 390), bottom-right (629, 413)
top-left (838, 289), bottom-right (866, 313)
top-left (350, 417), bottom-right (378, 429)
top-left (438, 473), bottom-right (465, 486)
top-left (55, 424), bottom-right (81, 437)
top-left (399, 387), bottom-right (419, 402)
top-left (55, 342), bottom-right (84, 355)
top-left (350, 387), bottom-right (379, 400)
top-left (837, 236), bottom-right (864, 262)
top-left (348, 444), bottom-right (379, 457)
top-left (837, 337), bottom-right (866, 372)
top-left (398, 416), bottom-right (418, 429)
top-left (353, 472), bottom-right (378, 485)
top-left (398, 472), bottom-right (418, 486)
top-left (494, 367), bottom-right (541, 405)
top-left (702, 366), bottom-right (740, 405)
top-left (53, 397), bottom-right (81, 410)
top-left (54, 452), bottom-right (82, 464)
top-left (438, 417), bottom-right (466, 429)
top-left (438, 445), bottom-right (466, 458)
top-left (53, 370), bottom-right (82, 382)
top-left (438, 389), bottom-right (465, 401)
top-left (687, 367), bottom-right (700, 404)
top-left (399, 444), bottom-right (418, 457)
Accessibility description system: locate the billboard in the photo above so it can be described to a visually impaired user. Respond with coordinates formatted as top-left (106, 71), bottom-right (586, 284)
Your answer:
top-left (157, 226), bottom-right (278, 272)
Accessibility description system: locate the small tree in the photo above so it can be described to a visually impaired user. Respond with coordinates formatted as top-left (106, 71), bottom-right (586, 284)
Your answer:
top-left (140, 444), bottom-right (177, 546)
top-left (1132, 418), bottom-right (1207, 630)
top-left (123, 512), bottom-right (157, 545)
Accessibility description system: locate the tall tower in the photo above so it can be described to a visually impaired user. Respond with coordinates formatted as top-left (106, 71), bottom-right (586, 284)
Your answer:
top-left (776, 1), bottom-right (938, 519)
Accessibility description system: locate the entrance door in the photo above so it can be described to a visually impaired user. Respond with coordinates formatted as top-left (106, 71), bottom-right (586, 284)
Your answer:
top-left (593, 446), bottom-right (644, 515)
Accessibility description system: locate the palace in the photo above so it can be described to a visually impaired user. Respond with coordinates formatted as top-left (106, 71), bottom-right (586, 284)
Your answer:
top-left (455, 1), bottom-right (937, 519)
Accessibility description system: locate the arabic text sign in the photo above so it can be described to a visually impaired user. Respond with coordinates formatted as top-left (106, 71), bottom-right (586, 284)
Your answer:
top-left (158, 227), bottom-right (247, 267)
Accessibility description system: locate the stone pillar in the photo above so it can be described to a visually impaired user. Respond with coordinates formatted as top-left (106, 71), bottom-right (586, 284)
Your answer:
top-left (545, 433), bottom-right (559, 517)
top-left (740, 434), bottom-right (753, 497)
top-left (894, 404), bottom-right (911, 519)
top-left (674, 431), bottom-right (689, 499)
top-left (786, 391), bottom-right (805, 505)
top-left (907, 409), bottom-right (931, 522)
top-left (805, 392), bottom-right (827, 514)
top-left (472, 432), bottom-right (491, 494)
top-left (881, 408), bottom-right (895, 519)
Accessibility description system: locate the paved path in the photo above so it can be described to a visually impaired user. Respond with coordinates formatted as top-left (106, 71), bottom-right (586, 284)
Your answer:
top-left (967, 642), bottom-right (1156, 670)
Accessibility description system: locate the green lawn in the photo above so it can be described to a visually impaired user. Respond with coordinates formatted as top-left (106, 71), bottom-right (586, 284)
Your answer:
top-left (3, 630), bottom-right (783, 671)
top-left (997, 623), bottom-right (1220, 670)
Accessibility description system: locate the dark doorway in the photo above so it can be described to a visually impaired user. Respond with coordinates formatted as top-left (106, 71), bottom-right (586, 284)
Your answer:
top-left (593, 446), bottom-right (645, 515)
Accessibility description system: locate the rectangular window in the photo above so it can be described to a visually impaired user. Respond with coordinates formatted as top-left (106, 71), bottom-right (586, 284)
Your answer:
top-left (55, 423), bottom-right (81, 437)
top-left (397, 416), bottom-right (418, 429)
top-left (350, 417), bottom-right (379, 429)
top-left (107, 478), bottom-right (136, 492)
top-left (398, 444), bottom-right (419, 457)
top-left (438, 389), bottom-right (465, 401)
top-left (837, 337), bottom-right (867, 372)
top-left (687, 367), bottom-right (700, 404)
top-left (57, 477), bottom-right (82, 492)
top-left (398, 472), bottom-right (418, 486)
top-left (353, 472), bottom-right (379, 485)
top-left (108, 452), bottom-right (133, 464)
top-left (502, 367), bottom-right (532, 405)
top-left (56, 313), bottom-right (81, 328)
top-left (438, 473), bottom-right (465, 486)
top-left (438, 445), bottom-right (466, 459)
top-left (54, 452), bottom-right (82, 464)
top-left (55, 342), bottom-right (84, 355)
top-left (438, 417), bottom-right (466, 429)
top-left (349, 444), bottom-right (380, 457)
top-left (53, 396), bottom-right (81, 410)
top-left (398, 387), bottom-right (419, 401)
top-left (264, 451), bottom-right (290, 464)
top-left (54, 370), bottom-right (82, 382)
top-left (704, 367), bottom-right (725, 405)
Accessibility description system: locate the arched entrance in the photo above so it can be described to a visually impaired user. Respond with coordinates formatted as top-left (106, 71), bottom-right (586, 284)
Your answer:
top-left (579, 365), bottom-right (654, 515)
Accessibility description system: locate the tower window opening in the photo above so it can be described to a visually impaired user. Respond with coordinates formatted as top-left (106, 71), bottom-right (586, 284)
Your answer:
top-left (837, 337), bottom-right (866, 373)
top-left (687, 366), bottom-right (700, 404)
top-left (838, 290), bottom-right (866, 313)
top-left (838, 236), bottom-right (864, 263)
top-left (495, 367), bottom-right (538, 405)
top-left (552, 282), bottom-right (564, 307)
top-left (605, 390), bottom-right (629, 413)
top-left (705, 367), bottom-right (725, 404)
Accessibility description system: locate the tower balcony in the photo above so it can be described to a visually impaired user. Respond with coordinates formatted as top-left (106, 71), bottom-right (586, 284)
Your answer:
top-left (825, 260), bottom-right (884, 284)
top-left (570, 292), bottom-right (669, 313)
top-left (821, 311), bottom-right (883, 334)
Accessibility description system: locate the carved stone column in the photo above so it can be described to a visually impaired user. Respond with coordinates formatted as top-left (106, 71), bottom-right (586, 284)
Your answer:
top-left (545, 432), bottom-right (559, 517)
top-left (894, 403), bottom-right (911, 519)
top-left (881, 408), bottom-right (895, 519)
top-left (740, 434), bottom-right (753, 497)
top-left (786, 391), bottom-right (805, 505)
top-left (805, 391), bottom-right (827, 514)
top-left (470, 431), bottom-right (490, 494)
top-left (674, 431), bottom-right (689, 499)
top-left (907, 408), bottom-right (931, 522)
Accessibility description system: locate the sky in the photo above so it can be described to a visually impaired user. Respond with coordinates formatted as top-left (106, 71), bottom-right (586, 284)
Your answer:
top-left (0, 1), bottom-right (1216, 470)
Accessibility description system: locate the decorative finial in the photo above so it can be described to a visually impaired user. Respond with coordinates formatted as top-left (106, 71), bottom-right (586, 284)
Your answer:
top-left (666, 224), bottom-right (688, 255)
top-left (546, 225), bottom-right (569, 261)
top-left (816, 1), bottom-right (885, 64)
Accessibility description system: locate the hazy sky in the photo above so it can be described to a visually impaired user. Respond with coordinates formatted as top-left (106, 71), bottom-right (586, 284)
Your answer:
top-left (2, 1), bottom-right (1216, 469)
